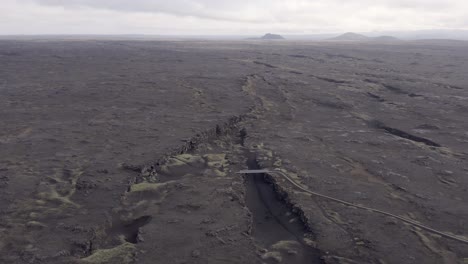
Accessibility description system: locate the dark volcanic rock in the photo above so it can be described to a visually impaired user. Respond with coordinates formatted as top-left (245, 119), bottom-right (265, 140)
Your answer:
top-left (1, 39), bottom-right (467, 264)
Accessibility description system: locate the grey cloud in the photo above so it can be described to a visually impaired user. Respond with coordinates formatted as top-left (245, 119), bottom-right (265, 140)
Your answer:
top-left (29, 0), bottom-right (465, 24)
top-left (382, 0), bottom-right (455, 10)
top-left (31, 0), bottom-right (274, 22)
top-left (3, 0), bottom-right (468, 35)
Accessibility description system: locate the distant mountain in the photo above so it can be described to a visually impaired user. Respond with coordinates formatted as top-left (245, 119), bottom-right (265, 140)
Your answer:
top-left (274, 29), bottom-right (468, 41)
top-left (261, 33), bottom-right (285, 40)
top-left (367, 29), bottom-right (468, 41)
top-left (330, 32), bottom-right (369, 41)
top-left (372, 35), bottom-right (401, 42)
top-left (328, 32), bottom-right (400, 42)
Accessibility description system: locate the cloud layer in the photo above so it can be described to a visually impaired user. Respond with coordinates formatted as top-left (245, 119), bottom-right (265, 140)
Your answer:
top-left (1, 0), bottom-right (467, 34)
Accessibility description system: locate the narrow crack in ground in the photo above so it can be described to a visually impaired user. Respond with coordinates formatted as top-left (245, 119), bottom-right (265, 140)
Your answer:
top-left (371, 120), bottom-right (442, 147)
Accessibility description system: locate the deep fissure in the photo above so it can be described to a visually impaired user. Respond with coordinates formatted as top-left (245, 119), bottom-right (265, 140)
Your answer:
top-left (371, 120), bottom-right (442, 147)
top-left (244, 151), bottom-right (323, 264)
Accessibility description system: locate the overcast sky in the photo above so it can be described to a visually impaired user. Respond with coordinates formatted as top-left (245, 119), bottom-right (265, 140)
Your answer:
top-left (1, 0), bottom-right (467, 35)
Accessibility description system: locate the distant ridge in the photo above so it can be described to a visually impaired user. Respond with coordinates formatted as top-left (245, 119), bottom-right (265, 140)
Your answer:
top-left (261, 33), bottom-right (285, 40)
top-left (330, 32), bottom-right (369, 41)
top-left (373, 35), bottom-right (401, 42)
top-left (329, 32), bottom-right (401, 42)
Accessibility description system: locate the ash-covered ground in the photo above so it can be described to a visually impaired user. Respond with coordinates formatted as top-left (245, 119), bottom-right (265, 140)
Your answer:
top-left (0, 39), bottom-right (467, 264)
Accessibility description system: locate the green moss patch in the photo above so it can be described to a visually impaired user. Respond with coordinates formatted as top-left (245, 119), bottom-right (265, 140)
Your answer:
top-left (80, 243), bottom-right (136, 264)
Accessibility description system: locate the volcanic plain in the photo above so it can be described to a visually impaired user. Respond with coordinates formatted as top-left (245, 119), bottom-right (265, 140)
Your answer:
top-left (0, 39), bottom-right (467, 263)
